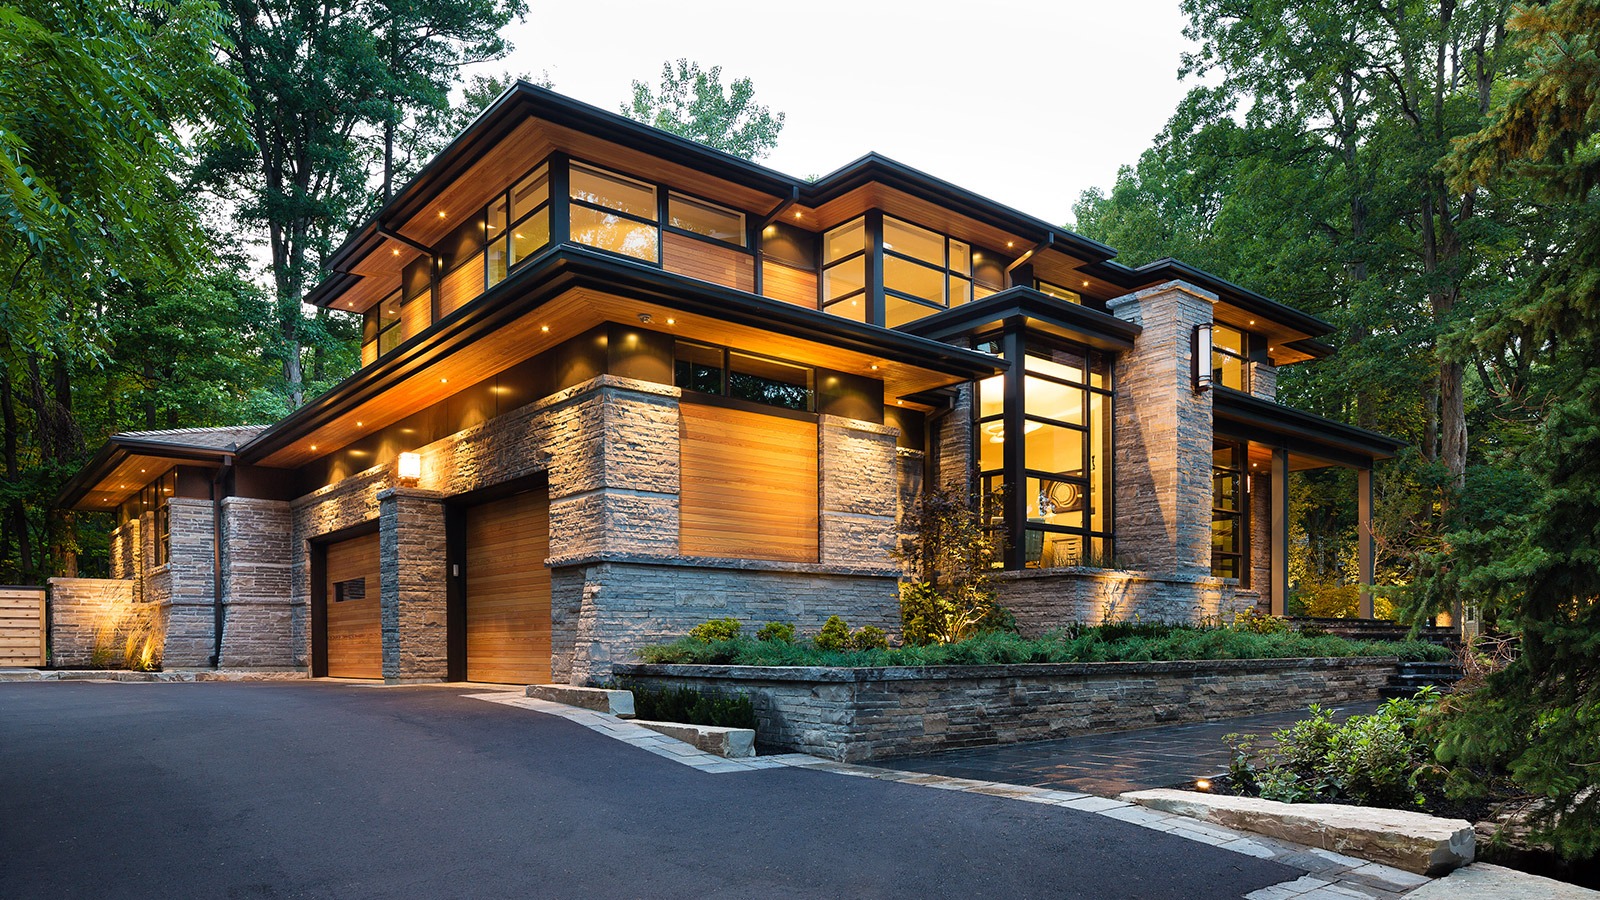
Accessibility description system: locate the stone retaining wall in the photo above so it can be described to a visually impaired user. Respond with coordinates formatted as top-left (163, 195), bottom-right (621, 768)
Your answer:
top-left (613, 657), bottom-right (1397, 762)
top-left (994, 568), bottom-right (1256, 633)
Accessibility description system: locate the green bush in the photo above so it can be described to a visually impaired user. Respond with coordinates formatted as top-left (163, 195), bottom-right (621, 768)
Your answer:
top-left (756, 622), bottom-right (795, 643)
top-left (850, 625), bottom-right (888, 651)
top-left (1226, 691), bottom-right (1443, 808)
top-left (621, 682), bottom-right (758, 729)
top-left (814, 615), bottom-right (852, 652)
top-left (688, 618), bottom-right (742, 643)
top-left (636, 622), bottom-right (1451, 667)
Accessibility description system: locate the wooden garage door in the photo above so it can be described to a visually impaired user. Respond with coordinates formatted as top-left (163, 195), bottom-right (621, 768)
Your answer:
top-left (465, 488), bottom-right (551, 684)
top-left (324, 533), bottom-right (381, 679)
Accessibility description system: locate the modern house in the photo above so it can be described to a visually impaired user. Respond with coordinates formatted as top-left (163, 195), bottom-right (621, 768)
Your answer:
top-left (53, 84), bottom-right (1401, 684)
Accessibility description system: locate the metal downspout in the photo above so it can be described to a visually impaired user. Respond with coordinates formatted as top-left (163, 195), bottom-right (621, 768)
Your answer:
top-left (210, 456), bottom-right (233, 668)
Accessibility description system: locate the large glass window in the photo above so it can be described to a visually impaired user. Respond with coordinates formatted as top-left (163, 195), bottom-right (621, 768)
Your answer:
top-left (1213, 323), bottom-right (1248, 391)
top-left (977, 334), bottom-right (1114, 569)
top-left (362, 289), bottom-right (403, 365)
top-left (1212, 441), bottom-right (1246, 580)
top-left (570, 162), bottom-right (659, 262)
top-left (668, 193), bottom-right (745, 246)
top-left (882, 216), bottom-right (971, 328)
top-left (821, 217), bottom-right (867, 321)
top-left (1036, 280), bottom-right (1083, 304)
top-left (673, 341), bottom-right (814, 412)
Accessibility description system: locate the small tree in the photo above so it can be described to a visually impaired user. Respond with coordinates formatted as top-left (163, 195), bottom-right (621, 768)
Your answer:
top-left (893, 488), bottom-right (1009, 645)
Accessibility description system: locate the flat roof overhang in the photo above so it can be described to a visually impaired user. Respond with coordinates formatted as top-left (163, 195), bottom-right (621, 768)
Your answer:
top-left (896, 286), bottom-right (1142, 352)
top-left (247, 245), bottom-right (1007, 468)
top-left (57, 439), bottom-right (233, 512)
top-left (1214, 388), bottom-right (1404, 469)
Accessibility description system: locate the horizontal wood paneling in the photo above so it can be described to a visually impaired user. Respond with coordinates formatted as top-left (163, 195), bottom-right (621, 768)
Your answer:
top-left (324, 533), bottom-right (381, 679)
top-left (0, 589), bottom-right (44, 666)
top-left (466, 489), bottom-right (551, 684)
top-left (401, 292), bottom-right (431, 342)
top-left (663, 231), bottom-right (754, 293)
top-left (761, 261), bottom-right (818, 309)
top-left (680, 403), bottom-right (818, 562)
top-left (438, 253), bottom-right (485, 318)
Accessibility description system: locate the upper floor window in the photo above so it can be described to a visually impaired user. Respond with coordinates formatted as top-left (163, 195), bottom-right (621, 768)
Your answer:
top-left (488, 164), bottom-right (551, 286)
top-left (668, 193), bottom-right (745, 247)
top-left (570, 163), bottom-right (658, 262)
top-left (821, 217), bottom-right (867, 322)
top-left (362, 290), bottom-right (402, 365)
top-left (1036, 281), bottom-right (1083, 305)
top-left (883, 216), bottom-right (972, 328)
top-left (673, 340), bottom-right (814, 412)
top-left (1213, 323), bottom-right (1247, 391)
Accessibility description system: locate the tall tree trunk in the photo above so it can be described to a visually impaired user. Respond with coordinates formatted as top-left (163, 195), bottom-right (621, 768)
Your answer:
top-left (0, 369), bottom-right (32, 583)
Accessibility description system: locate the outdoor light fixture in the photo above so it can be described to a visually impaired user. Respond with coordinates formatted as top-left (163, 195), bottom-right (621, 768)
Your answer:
top-left (1194, 323), bottom-right (1214, 393)
top-left (1194, 778), bottom-right (1212, 792)
top-left (398, 452), bottom-right (422, 482)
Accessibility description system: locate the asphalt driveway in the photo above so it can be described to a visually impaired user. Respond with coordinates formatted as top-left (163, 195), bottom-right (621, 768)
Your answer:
top-left (0, 682), bottom-right (1299, 899)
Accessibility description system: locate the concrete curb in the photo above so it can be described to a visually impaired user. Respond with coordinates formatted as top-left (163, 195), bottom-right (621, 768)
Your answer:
top-left (526, 684), bottom-right (635, 717)
top-left (633, 720), bottom-right (755, 758)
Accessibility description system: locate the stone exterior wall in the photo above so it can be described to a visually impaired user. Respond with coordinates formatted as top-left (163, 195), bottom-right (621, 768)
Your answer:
top-left (219, 497), bottom-right (294, 667)
top-left (935, 383), bottom-right (975, 496)
top-left (1251, 361), bottom-right (1278, 402)
top-left (157, 497), bottom-right (217, 667)
top-left (1250, 472), bottom-right (1273, 612)
top-left (819, 416), bottom-right (899, 568)
top-left (994, 567), bottom-right (1255, 632)
top-left (615, 658), bottom-right (1398, 761)
top-left (1107, 281), bottom-right (1217, 578)
top-left (279, 374), bottom-right (902, 682)
top-left (553, 561), bottom-right (898, 683)
top-left (46, 577), bottom-right (140, 667)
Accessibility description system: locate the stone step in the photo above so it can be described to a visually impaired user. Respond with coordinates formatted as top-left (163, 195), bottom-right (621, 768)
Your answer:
top-left (527, 684), bottom-right (635, 718)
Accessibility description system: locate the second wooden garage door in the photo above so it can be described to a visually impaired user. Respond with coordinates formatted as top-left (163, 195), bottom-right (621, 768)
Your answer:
top-left (465, 488), bottom-right (552, 684)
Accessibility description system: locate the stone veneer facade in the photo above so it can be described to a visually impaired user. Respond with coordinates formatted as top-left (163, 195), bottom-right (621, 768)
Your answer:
top-left (284, 375), bottom-right (901, 683)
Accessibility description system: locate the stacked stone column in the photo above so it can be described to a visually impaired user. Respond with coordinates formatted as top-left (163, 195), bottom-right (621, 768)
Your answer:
top-left (1107, 280), bottom-right (1217, 578)
top-left (219, 497), bottom-right (294, 667)
top-left (378, 487), bottom-right (448, 682)
top-left (818, 415), bottom-right (899, 567)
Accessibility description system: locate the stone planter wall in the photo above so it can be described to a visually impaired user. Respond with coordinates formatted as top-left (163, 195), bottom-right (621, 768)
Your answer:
top-left (613, 657), bottom-right (1397, 762)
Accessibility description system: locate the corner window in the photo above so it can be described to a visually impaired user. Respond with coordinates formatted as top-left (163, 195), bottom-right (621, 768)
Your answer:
top-left (1213, 323), bottom-right (1248, 391)
top-left (493, 164), bottom-right (552, 281)
top-left (882, 216), bottom-right (971, 328)
top-left (668, 193), bottom-right (745, 247)
top-left (570, 163), bottom-right (658, 262)
top-left (821, 217), bottom-right (867, 321)
top-left (673, 340), bottom-right (814, 412)
top-left (1212, 441), bottom-right (1246, 580)
top-left (977, 334), bottom-right (1114, 570)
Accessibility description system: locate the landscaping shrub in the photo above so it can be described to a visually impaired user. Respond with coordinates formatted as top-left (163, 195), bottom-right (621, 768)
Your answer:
top-left (814, 615), bottom-right (852, 652)
top-left (622, 682), bottom-right (757, 729)
top-left (755, 622), bottom-right (794, 643)
top-left (893, 488), bottom-right (1011, 645)
top-left (635, 622), bottom-right (1452, 667)
top-left (1225, 691), bottom-right (1444, 808)
top-left (850, 625), bottom-right (888, 651)
top-left (688, 618), bottom-right (742, 643)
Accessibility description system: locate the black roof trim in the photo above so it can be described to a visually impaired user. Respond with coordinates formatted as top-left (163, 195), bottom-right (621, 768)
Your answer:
top-left (56, 438), bottom-right (235, 509)
top-left (243, 245), bottom-right (1007, 464)
top-left (897, 287), bottom-right (1141, 351)
top-left (801, 154), bottom-right (1116, 262)
top-left (1084, 257), bottom-right (1334, 338)
top-left (1214, 388), bottom-right (1404, 463)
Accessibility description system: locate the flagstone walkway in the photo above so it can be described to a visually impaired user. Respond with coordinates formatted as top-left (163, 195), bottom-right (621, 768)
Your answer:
top-left (868, 701), bottom-right (1382, 795)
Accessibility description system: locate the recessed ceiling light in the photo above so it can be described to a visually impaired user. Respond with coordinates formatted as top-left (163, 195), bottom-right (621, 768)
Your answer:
top-left (540, 325), bottom-right (549, 333)
top-left (440, 377), bottom-right (448, 384)
top-left (793, 211), bottom-right (802, 219)
top-left (666, 318), bottom-right (676, 325)
top-left (1007, 241), bottom-right (1015, 248)
top-left (392, 248), bottom-right (400, 256)
top-left (437, 211), bottom-right (446, 218)
top-left (356, 421), bottom-right (363, 427)
top-left (1082, 280), bottom-right (1089, 287)
top-left (310, 445), bottom-right (317, 451)
top-left (870, 365), bottom-right (879, 370)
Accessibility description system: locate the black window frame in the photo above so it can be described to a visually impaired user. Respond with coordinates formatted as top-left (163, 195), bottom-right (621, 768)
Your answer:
top-left (881, 214), bottom-right (972, 328)
top-left (819, 215), bottom-right (870, 322)
top-left (973, 327), bottom-right (1116, 571)
top-left (1212, 323), bottom-right (1250, 392)
top-left (567, 159), bottom-right (662, 265)
top-left (1211, 439), bottom-right (1248, 582)
top-left (665, 190), bottom-right (750, 250)
top-left (672, 339), bottom-right (816, 414)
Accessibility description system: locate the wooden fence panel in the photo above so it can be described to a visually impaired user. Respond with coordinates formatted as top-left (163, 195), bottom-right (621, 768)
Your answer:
top-left (0, 587), bottom-right (46, 666)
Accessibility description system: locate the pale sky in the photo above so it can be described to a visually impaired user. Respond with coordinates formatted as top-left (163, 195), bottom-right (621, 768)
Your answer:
top-left (473, 0), bottom-right (1201, 229)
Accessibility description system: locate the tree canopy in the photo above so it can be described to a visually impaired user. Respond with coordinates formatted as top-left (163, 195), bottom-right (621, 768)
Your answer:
top-left (622, 59), bottom-right (786, 161)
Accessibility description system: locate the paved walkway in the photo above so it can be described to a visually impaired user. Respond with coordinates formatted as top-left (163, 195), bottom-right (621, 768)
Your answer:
top-left (869, 702), bottom-right (1382, 795)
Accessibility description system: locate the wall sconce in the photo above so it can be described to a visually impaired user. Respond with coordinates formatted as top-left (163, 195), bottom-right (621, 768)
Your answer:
top-left (1193, 323), bottom-right (1214, 393)
top-left (397, 452), bottom-right (422, 483)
